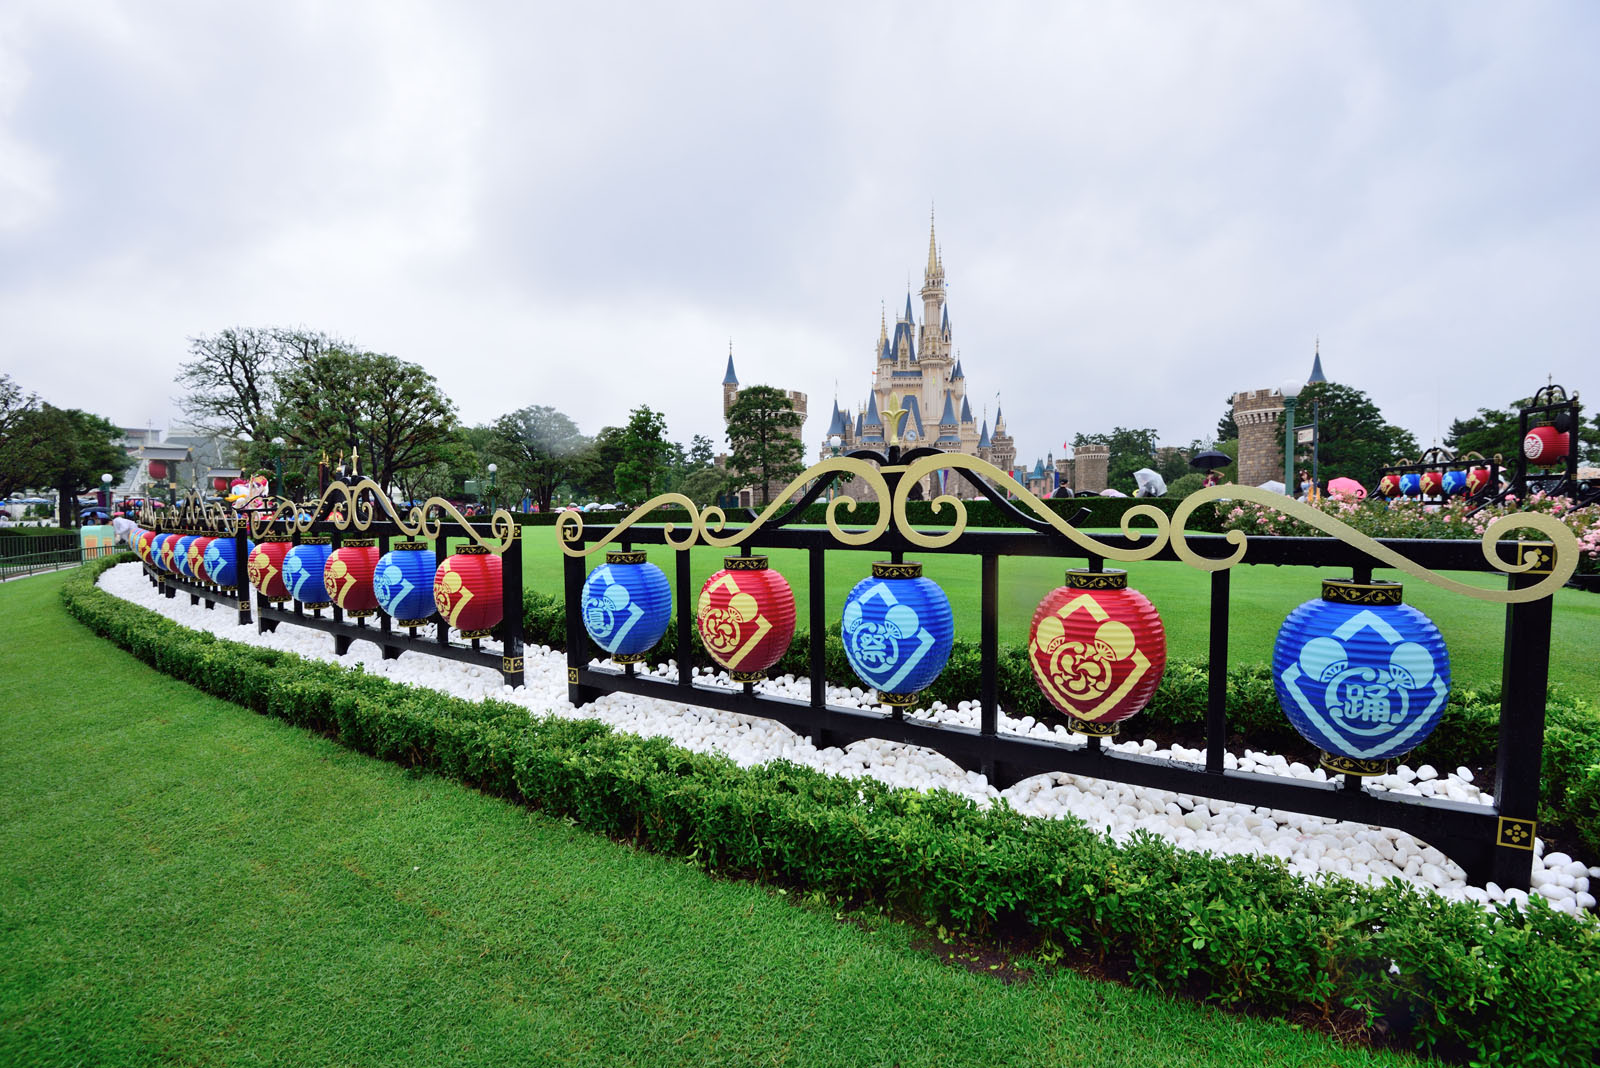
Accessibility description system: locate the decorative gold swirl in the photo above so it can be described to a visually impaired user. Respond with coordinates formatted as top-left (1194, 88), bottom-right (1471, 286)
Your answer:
top-left (406, 496), bottom-right (516, 554)
top-left (559, 494), bottom-right (702, 557)
top-left (703, 458), bottom-right (892, 550)
top-left (892, 453), bottom-right (1171, 560)
top-left (1168, 485), bottom-right (1578, 602)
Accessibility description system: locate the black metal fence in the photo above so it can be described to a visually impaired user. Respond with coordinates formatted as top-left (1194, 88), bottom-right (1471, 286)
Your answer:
top-left (0, 531), bottom-right (119, 581)
top-left (557, 446), bottom-right (1579, 891)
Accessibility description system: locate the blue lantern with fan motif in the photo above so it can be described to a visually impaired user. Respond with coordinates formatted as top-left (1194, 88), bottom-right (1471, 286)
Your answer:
top-left (172, 535), bottom-right (197, 580)
top-left (1398, 473), bottom-right (1422, 497)
top-left (283, 538), bottom-right (333, 608)
top-left (149, 533), bottom-right (172, 572)
top-left (203, 536), bottom-right (252, 588)
top-left (1441, 469), bottom-right (1468, 497)
top-left (374, 541), bottom-right (437, 625)
top-left (1272, 579), bottom-right (1450, 776)
top-left (580, 550), bottom-right (671, 663)
top-left (841, 561), bottom-right (954, 707)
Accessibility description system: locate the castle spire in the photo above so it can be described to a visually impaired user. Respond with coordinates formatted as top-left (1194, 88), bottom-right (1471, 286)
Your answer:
top-left (923, 206), bottom-right (945, 288)
top-left (1308, 336), bottom-right (1327, 384)
top-left (722, 339), bottom-right (737, 385)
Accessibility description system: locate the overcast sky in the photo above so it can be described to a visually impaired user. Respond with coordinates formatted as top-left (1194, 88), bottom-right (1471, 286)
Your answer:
top-left (3, 1), bottom-right (1596, 468)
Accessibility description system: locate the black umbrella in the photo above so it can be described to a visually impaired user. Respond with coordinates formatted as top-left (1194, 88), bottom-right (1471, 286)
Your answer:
top-left (1189, 449), bottom-right (1230, 471)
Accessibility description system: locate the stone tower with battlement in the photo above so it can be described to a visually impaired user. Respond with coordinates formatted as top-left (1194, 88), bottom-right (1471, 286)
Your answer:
top-left (1073, 443), bottom-right (1109, 493)
top-left (1233, 388), bottom-right (1285, 488)
top-left (720, 348), bottom-right (808, 507)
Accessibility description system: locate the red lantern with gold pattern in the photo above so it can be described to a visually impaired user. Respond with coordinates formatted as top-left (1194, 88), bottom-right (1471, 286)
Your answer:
top-left (188, 536), bottom-right (215, 584)
top-left (1466, 466), bottom-right (1491, 495)
top-left (249, 538), bottom-right (293, 601)
top-left (136, 529), bottom-right (156, 563)
top-left (1028, 570), bottom-right (1167, 736)
top-left (1419, 470), bottom-right (1443, 497)
top-left (696, 555), bottom-right (797, 682)
top-left (1523, 426), bottom-right (1569, 464)
top-left (158, 534), bottom-right (180, 572)
top-left (1377, 474), bottom-right (1401, 499)
top-left (433, 546), bottom-right (502, 637)
top-left (148, 459), bottom-right (168, 481)
top-left (324, 539), bottom-right (380, 616)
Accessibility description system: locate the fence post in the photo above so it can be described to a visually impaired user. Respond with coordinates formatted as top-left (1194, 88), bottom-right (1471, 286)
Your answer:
top-left (1490, 543), bottom-right (1555, 891)
top-left (500, 523), bottom-right (525, 688)
top-left (1205, 569), bottom-right (1230, 774)
top-left (564, 546), bottom-right (595, 707)
top-left (234, 525), bottom-right (251, 626)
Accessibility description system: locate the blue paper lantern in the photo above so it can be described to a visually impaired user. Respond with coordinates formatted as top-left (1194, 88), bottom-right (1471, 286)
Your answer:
top-left (841, 561), bottom-right (954, 706)
top-left (1441, 469), bottom-right (1468, 497)
top-left (374, 541), bottom-right (437, 625)
top-left (283, 538), bottom-right (333, 608)
top-left (1272, 579), bottom-right (1451, 776)
top-left (172, 535), bottom-right (197, 579)
top-left (1399, 472), bottom-right (1422, 497)
top-left (203, 536), bottom-right (252, 588)
top-left (150, 533), bottom-right (173, 572)
top-left (580, 550), bottom-right (671, 663)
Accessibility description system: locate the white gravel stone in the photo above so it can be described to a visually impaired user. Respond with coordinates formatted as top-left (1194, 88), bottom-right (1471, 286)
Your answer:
top-left (98, 561), bottom-right (1599, 920)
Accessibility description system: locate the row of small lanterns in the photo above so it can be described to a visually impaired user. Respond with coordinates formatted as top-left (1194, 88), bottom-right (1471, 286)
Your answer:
top-left (582, 550), bottom-right (1451, 776)
top-left (131, 529), bottom-right (503, 638)
top-left (1376, 467), bottom-right (1491, 499)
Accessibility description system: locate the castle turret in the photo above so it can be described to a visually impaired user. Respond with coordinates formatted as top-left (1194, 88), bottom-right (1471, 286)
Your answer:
top-left (722, 344), bottom-right (739, 418)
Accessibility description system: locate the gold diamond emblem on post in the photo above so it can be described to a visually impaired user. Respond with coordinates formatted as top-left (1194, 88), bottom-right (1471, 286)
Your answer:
top-left (567, 667), bottom-right (579, 685)
top-left (1497, 817), bottom-right (1536, 851)
top-left (502, 656), bottom-right (524, 673)
top-left (1517, 542), bottom-right (1554, 575)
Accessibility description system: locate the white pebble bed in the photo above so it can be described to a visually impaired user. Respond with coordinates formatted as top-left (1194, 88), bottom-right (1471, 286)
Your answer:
top-left (101, 563), bottom-right (1599, 919)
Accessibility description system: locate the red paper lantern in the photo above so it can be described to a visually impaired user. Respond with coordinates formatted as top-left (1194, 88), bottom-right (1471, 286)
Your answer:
top-left (136, 529), bottom-right (156, 563)
top-left (249, 538), bottom-right (293, 600)
top-left (212, 476), bottom-right (228, 492)
top-left (1377, 474), bottom-right (1401, 499)
top-left (1419, 470), bottom-right (1443, 497)
top-left (696, 555), bottom-right (797, 681)
top-left (433, 546), bottom-right (502, 637)
top-left (1523, 426), bottom-right (1569, 464)
top-left (324, 539), bottom-right (380, 616)
top-left (1467, 467), bottom-right (1491, 494)
top-left (188, 536), bottom-right (215, 583)
top-left (158, 535), bottom-right (179, 572)
top-left (148, 460), bottom-right (169, 481)
top-left (1028, 570), bottom-right (1167, 736)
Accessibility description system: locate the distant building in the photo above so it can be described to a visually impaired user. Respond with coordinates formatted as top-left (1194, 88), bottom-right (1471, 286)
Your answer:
top-left (719, 347), bottom-right (808, 508)
top-left (1232, 343), bottom-right (1327, 489)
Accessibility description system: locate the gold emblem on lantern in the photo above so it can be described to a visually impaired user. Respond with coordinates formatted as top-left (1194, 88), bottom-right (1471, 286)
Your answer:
top-left (697, 572), bottom-right (772, 669)
top-left (1032, 594), bottom-right (1151, 720)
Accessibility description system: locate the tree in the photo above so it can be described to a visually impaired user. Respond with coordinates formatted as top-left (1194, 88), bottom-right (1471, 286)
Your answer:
top-left (0, 375), bottom-right (43, 498)
top-left (687, 434), bottom-right (716, 468)
top-left (1073, 427), bottom-right (1159, 494)
top-left (6, 405), bottom-right (131, 526)
top-left (1293, 381), bottom-right (1417, 486)
top-left (276, 349), bottom-right (460, 494)
top-left (1216, 398), bottom-right (1239, 442)
top-left (1444, 399), bottom-right (1530, 464)
top-left (614, 406), bottom-right (671, 505)
top-left (725, 385), bottom-right (804, 506)
top-left (679, 465), bottom-right (727, 506)
top-left (492, 406), bottom-right (590, 513)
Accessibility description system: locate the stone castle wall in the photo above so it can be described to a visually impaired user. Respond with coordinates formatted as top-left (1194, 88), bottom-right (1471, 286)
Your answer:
top-left (1073, 444), bottom-right (1109, 493)
top-left (1233, 388), bottom-right (1284, 488)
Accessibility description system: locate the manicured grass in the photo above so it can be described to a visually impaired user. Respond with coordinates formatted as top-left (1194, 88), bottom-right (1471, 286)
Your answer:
top-left (518, 527), bottom-right (1600, 694)
top-left (0, 567), bottom-right (1423, 1067)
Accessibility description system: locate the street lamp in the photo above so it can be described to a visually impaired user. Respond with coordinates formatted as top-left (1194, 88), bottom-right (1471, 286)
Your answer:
top-left (486, 463), bottom-right (497, 514)
top-left (101, 472), bottom-right (113, 516)
top-left (1281, 378), bottom-right (1303, 496)
top-left (271, 437), bottom-right (285, 498)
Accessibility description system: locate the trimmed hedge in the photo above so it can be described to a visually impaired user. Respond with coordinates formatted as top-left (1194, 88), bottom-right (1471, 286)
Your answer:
top-left (63, 555), bottom-right (1600, 1065)
top-left (521, 590), bottom-right (1600, 857)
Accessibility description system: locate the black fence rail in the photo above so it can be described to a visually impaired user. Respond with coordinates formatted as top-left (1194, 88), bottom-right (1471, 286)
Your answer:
top-left (0, 532), bottom-right (120, 581)
top-left (557, 446), bottom-right (1580, 891)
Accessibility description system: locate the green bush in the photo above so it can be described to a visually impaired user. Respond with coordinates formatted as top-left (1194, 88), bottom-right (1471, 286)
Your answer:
top-left (64, 554), bottom-right (1600, 1064)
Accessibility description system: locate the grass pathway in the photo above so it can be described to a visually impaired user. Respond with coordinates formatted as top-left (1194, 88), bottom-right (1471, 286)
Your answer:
top-left (0, 569), bottom-right (1422, 1067)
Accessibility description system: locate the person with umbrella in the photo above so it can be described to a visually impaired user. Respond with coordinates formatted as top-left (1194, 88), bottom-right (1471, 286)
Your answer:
top-left (1190, 448), bottom-right (1230, 489)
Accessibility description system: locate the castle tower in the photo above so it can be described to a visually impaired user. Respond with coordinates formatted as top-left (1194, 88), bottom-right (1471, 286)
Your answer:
top-left (1232, 388), bottom-right (1285, 487)
top-left (919, 214), bottom-right (947, 362)
top-left (1073, 443), bottom-right (1109, 493)
top-left (989, 405), bottom-right (1016, 473)
top-left (722, 344), bottom-right (739, 418)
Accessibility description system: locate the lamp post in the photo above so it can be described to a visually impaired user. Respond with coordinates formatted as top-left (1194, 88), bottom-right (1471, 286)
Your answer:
top-left (1281, 378), bottom-right (1303, 496)
top-left (824, 435), bottom-right (842, 500)
top-left (271, 437), bottom-right (285, 498)
top-left (101, 473), bottom-right (113, 516)
top-left (486, 463), bottom-right (497, 514)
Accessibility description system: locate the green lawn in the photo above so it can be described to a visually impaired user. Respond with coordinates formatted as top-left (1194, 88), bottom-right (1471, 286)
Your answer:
top-left (0, 567), bottom-right (1423, 1067)
top-left (519, 526), bottom-right (1600, 694)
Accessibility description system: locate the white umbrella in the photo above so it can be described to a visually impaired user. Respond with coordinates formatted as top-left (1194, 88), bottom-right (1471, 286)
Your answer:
top-left (1100, 487), bottom-right (1127, 497)
top-left (1132, 468), bottom-right (1166, 497)
top-left (1256, 479), bottom-right (1286, 495)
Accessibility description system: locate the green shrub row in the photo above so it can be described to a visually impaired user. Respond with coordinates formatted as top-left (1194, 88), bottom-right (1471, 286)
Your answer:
top-left (515, 495), bottom-right (1226, 532)
top-left (521, 590), bottom-right (1600, 856)
top-left (65, 555), bottom-right (1600, 1065)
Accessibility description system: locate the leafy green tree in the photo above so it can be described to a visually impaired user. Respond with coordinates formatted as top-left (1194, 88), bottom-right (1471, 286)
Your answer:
top-left (1444, 399), bottom-right (1530, 464)
top-left (492, 405), bottom-right (590, 513)
top-left (687, 434), bottom-right (716, 468)
top-left (0, 375), bottom-right (43, 498)
top-left (725, 385), bottom-right (804, 506)
top-left (8, 406), bottom-right (132, 527)
top-left (1293, 381), bottom-right (1417, 486)
top-left (1073, 427), bottom-right (1159, 494)
top-left (678, 465), bottom-right (727, 506)
top-left (276, 349), bottom-right (460, 495)
top-left (614, 406), bottom-right (671, 505)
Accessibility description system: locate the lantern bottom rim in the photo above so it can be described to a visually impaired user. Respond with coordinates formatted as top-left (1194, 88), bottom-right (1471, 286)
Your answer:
top-left (730, 670), bottom-right (766, 683)
top-left (877, 690), bottom-right (920, 708)
top-left (397, 617), bottom-right (433, 628)
top-left (1070, 717), bottom-right (1120, 738)
top-left (1319, 752), bottom-right (1393, 777)
top-left (456, 628), bottom-right (495, 639)
top-left (612, 652), bottom-right (650, 664)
